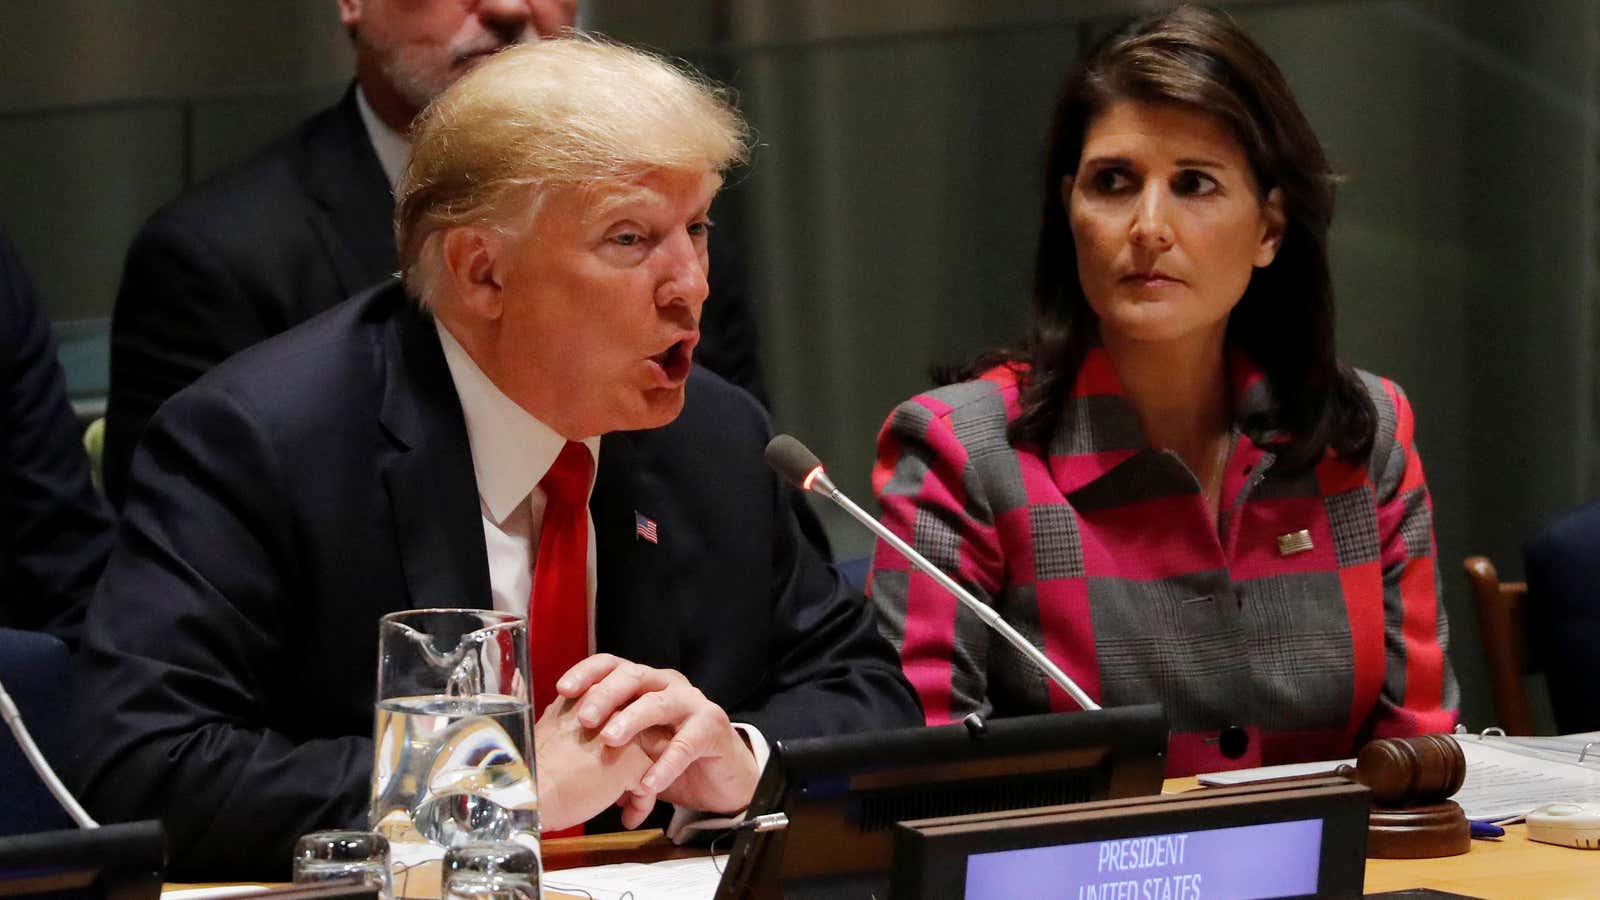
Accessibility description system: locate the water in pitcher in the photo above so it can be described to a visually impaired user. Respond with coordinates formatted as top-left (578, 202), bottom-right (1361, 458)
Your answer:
top-left (370, 694), bottom-right (539, 850)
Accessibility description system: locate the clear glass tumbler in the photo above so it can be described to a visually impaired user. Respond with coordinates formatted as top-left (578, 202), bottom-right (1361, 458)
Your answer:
top-left (370, 609), bottom-right (539, 858)
top-left (292, 830), bottom-right (394, 900)
top-left (441, 842), bottom-right (540, 900)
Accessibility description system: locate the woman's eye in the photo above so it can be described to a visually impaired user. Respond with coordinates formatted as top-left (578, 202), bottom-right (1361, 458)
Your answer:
top-left (1174, 170), bottom-right (1220, 196)
top-left (1090, 169), bottom-right (1133, 194)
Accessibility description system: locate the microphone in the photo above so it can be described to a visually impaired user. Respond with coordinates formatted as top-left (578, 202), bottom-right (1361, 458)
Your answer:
top-left (0, 676), bottom-right (98, 828)
top-left (764, 434), bottom-right (1100, 712)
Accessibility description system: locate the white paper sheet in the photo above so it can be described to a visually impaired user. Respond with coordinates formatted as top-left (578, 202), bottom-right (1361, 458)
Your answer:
top-left (1196, 759), bottom-right (1352, 786)
top-left (161, 887), bottom-right (274, 900)
top-left (1475, 730), bottom-right (1600, 767)
top-left (390, 841), bottom-right (445, 869)
top-left (541, 855), bottom-right (726, 900)
top-left (1453, 736), bottom-right (1600, 822)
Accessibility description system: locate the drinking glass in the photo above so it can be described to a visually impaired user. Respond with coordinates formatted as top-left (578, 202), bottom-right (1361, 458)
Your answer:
top-left (370, 609), bottom-right (539, 858)
top-left (292, 830), bottom-right (394, 900)
top-left (441, 842), bottom-right (540, 900)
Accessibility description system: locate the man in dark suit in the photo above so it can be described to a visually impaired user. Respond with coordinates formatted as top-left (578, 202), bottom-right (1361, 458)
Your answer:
top-left (0, 231), bottom-right (113, 648)
top-left (73, 39), bottom-right (920, 878)
top-left (103, 0), bottom-right (768, 505)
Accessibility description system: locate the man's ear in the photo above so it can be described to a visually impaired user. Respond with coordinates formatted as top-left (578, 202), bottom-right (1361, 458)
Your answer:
top-left (1255, 186), bottom-right (1286, 268)
top-left (440, 227), bottom-right (504, 321)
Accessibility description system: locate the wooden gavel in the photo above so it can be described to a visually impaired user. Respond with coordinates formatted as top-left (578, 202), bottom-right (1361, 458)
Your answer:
top-left (1337, 733), bottom-right (1466, 808)
top-left (1335, 734), bottom-right (1470, 859)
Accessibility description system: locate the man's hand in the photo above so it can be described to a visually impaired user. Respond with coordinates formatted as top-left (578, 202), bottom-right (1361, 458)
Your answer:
top-left (557, 654), bottom-right (761, 829)
top-left (532, 695), bottom-right (654, 832)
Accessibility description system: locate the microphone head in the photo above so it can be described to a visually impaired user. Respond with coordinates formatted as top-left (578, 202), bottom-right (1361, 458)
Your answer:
top-left (765, 434), bottom-right (825, 491)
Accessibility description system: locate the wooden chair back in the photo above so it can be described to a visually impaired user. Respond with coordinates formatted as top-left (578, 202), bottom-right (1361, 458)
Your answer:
top-left (1464, 555), bottom-right (1533, 735)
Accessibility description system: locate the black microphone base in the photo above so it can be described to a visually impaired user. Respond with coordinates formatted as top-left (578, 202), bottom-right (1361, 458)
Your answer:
top-left (0, 820), bottom-right (165, 900)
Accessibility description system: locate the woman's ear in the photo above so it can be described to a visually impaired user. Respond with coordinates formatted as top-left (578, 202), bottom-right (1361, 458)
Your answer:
top-left (1255, 186), bottom-right (1286, 268)
top-left (1059, 174), bottom-right (1076, 212)
top-left (440, 227), bottom-right (504, 320)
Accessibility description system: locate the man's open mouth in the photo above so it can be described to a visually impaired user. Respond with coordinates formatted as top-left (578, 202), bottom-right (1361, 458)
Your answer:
top-left (649, 338), bottom-right (695, 385)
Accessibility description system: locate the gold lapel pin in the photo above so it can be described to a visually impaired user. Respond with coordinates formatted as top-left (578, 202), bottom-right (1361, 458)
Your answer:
top-left (1277, 529), bottom-right (1313, 556)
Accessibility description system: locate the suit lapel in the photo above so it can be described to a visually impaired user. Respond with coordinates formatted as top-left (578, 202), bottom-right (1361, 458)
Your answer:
top-left (592, 431), bottom-right (678, 667)
top-left (376, 291), bottom-right (491, 610)
top-left (298, 86), bottom-right (399, 301)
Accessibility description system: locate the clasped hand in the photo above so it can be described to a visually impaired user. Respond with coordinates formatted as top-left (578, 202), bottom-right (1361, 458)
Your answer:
top-left (533, 654), bottom-right (760, 831)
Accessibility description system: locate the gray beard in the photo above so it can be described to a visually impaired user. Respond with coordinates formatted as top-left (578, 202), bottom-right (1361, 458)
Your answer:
top-left (379, 51), bottom-right (453, 115)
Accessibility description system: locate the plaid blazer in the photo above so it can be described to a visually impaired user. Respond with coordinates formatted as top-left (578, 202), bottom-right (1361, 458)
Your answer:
top-left (869, 348), bottom-right (1460, 775)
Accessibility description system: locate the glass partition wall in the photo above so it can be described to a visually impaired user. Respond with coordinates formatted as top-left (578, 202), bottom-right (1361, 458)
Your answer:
top-left (4, 0), bottom-right (1596, 729)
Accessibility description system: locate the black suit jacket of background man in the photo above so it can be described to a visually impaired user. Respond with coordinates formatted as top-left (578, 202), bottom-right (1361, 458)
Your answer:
top-left (103, 87), bottom-right (769, 506)
top-left (0, 231), bottom-right (112, 646)
top-left (1525, 500), bottom-right (1600, 733)
top-left (73, 281), bottom-right (920, 879)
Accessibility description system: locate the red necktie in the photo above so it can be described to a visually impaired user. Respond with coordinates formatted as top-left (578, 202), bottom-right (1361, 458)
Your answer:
top-left (530, 441), bottom-right (594, 717)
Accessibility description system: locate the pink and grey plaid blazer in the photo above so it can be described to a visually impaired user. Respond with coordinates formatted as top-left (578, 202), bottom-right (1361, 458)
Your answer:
top-left (869, 348), bottom-right (1459, 776)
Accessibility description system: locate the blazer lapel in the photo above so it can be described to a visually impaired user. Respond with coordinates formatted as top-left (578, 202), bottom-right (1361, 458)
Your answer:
top-left (297, 86), bottom-right (400, 300)
top-left (592, 431), bottom-right (678, 667)
top-left (377, 293), bottom-right (491, 610)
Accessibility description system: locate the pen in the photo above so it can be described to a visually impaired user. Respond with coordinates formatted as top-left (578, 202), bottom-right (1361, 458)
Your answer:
top-left (1469, 819), bottom-right (1505, 839)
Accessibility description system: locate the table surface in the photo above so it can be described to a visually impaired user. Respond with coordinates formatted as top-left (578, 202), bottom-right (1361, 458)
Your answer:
top-left (167, 779), bottom-right (1600, 899)
top-left (1164, 776), bottom-right (1595, 900)
top-left (1359, 824), bottom-right (1596, 899)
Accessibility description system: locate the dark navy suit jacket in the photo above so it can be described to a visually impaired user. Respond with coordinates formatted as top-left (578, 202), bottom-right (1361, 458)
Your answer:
top-left (74, 282), bottom-right (918, 878)
top-left (0, 232), bottom-right (112, 646)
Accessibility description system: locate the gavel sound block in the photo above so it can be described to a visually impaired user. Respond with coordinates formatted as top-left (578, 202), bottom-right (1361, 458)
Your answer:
top-left (1338, 734), bottom-right (1471, 859)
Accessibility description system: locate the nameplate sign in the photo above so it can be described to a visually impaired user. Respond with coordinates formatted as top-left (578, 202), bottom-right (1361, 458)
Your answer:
top-left (892, 777), bottom-right (1368, 900)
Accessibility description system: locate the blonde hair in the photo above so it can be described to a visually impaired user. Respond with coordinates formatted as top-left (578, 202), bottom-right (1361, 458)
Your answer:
top-left (395, 36), bottom-right (750, 303)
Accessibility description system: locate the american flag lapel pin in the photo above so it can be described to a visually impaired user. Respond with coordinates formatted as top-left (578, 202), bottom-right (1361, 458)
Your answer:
top-left (1277, 529), bottom-right (1313, 556)
top-left (634, 510), bottom-right (659, 544)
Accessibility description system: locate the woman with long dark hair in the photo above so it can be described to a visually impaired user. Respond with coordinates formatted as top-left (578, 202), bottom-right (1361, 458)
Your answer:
top-left (869, 5), bottom-right (1458, 775)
